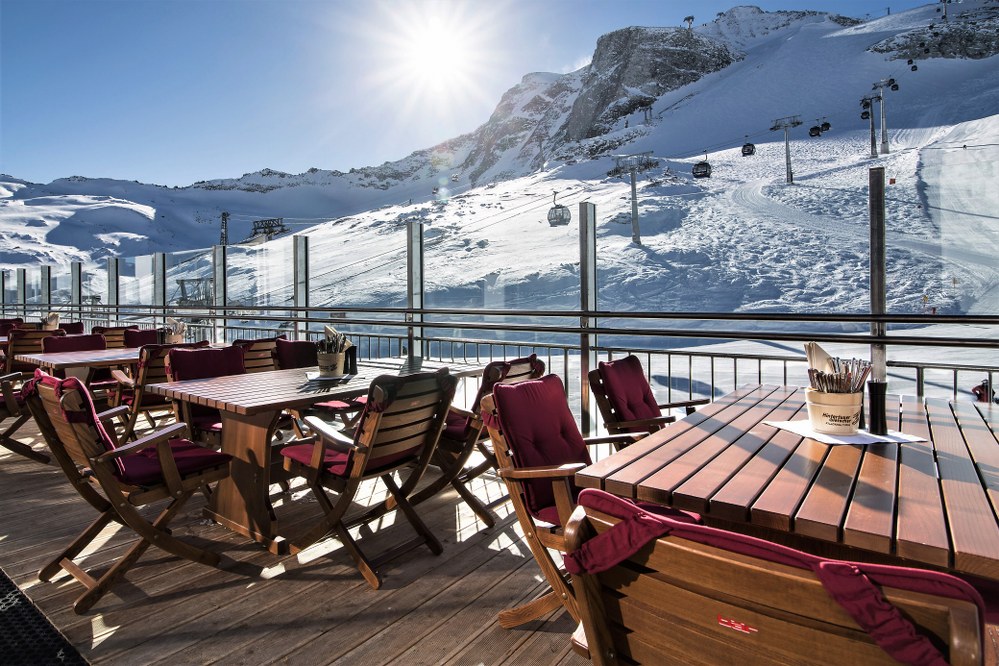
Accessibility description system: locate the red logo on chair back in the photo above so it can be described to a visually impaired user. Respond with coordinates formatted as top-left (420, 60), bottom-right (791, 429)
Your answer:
top-left (717, 614), bottom-right (759, 635)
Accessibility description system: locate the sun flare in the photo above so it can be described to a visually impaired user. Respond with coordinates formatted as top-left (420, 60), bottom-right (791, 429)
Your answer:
top-left (365, 2), bottom-right (498, 119)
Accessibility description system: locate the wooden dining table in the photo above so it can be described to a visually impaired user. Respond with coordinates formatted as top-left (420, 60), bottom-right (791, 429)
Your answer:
top-left (577, 383), bottom-right (999, 583)
top-left (14, 347), bottom-right (141, 371)
top-left (146, 356), bottom-right (485, 553)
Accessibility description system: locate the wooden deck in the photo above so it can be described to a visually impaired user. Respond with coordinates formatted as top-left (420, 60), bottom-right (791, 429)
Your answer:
top-left (1, 417), bottom-right (586, 665)
top-left (4, 415), bottom-right (999, 665)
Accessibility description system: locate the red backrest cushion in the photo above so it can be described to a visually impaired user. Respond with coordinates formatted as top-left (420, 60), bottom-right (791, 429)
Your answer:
top-left (599, 355), bottom-right (661, 430)
top-left (274, 338), bottom-right (318, 370)
top-left (167, 345), bottom-right (245, 381)
top-left (42, 333), bottom-right (107, 353)
top-left (59, 322), bottom-right (86, 335)
top-left (493, 374), bottom-right (590, 517)
top-left (124, 328), bottom-right (161, 348)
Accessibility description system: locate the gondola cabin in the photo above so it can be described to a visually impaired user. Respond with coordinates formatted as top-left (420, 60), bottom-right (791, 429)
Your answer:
top-left (692, 161), bottom-right (712, 178)
top-left (741, 143), bottom-right (756, 157)
top-left (820, 121), bottom-right (831, 132)
top-left (809, 126), bottom-right (822, 137)
top-left (548, 204), bottom-right (571, 226)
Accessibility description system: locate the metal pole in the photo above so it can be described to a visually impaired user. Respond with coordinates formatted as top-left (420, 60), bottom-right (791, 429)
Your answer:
top-left (629, 168), bottom-right (641, 244)
top-left (293, 235), bottom-right (309, 340)
top-left (869, 166), bottom-right (887, 382)
top-left (579, 201), bottom-right (597, 435)
top-left (869, 100), bottom-right (878, 158)
top-left (880, 94), bottom-right (890, 155)
top-left (406, 219), bottom-right (424, 360)
top-left (784, 127), bottom-right (793, 184)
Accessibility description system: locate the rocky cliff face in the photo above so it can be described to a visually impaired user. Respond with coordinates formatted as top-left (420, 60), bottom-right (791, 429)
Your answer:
top-left (559, 27), bottom-right (739, 143)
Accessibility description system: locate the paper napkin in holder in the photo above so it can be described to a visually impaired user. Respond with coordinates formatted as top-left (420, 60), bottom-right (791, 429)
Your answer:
top-left (164, 317), bottom-right (187, 344)
top-left (41, 312), bottom-right (60, 330)
top-left (318, 326), bottom-right (353, 377)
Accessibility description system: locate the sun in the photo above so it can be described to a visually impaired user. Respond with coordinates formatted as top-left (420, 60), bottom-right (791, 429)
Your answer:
top-left (365, 2), bottom-right (498, 119)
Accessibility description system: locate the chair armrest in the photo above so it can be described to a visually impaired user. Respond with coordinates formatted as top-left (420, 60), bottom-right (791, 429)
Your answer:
top-left (111, 368), bottom-right (135, 388)
top-left (448, 405), bottom-right (475, 420)
top-left (498, 462), bottom-right (585, 480)
top-left (94, 422), bottom-right (190, 462)
top-left (612, 415), bottom-right (677, 431)
top-left (98, 405), bottom-right (131, 423)
top-left (583, 433), bottom-right (644, 449)
top-left (303, 416), bottom-right (361, 454)
top-left (658, 398), bottom-right (710, 413)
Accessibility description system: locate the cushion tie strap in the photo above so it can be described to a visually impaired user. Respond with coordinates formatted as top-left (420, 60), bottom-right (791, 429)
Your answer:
top-left (814, 561), bottom-right (948, 666)
top-left (564, 509), bottom-right (672, 576)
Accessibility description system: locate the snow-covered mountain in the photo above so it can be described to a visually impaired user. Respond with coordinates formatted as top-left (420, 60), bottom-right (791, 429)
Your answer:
top-left (2, 2), bottom-right (998, 315)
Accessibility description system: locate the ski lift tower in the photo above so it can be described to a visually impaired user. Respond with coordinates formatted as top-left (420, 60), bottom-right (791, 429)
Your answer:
top-left (871, 78), bottom-right (899, 155)
top-left (614, 151), bottom-right (655, 244)
top-left (769, 115), bottom-right (802, 184)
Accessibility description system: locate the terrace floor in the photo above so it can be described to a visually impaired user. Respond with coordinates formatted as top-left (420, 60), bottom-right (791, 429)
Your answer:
top-left (3, 417), bottom-right (999, 665)
top-left (1, 417), bottom-right (585, 665)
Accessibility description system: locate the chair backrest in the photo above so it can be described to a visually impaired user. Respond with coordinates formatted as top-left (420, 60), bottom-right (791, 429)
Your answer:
top-left (487, 374), bottom-right (591, 522)
top-left (590, 355), bottom-right (662, 434)
top-left (124, 328), bottom-right (167, 348)
top-left (0, 318), bottom-right (24, 336)
top-left (42, 333), bottom-right (107, 353)
top-left (273, 337), bottom-right (319, 370)
top-left (564, 489), bottom-right (985, 666)
top-left (344, 369), bottom-right (457, 477)
top-left (136, 341), bottom-right (211, 388)
top-left (166, 345), bottom-right (246, 421)
top-left (22, 371), bottom-right (118, 474)
top-left (475, 354), bottom-right (546, 414)
top-left (232, 335), bottom-right (286, 373)
top-left (5, 328), bottom-right (67, 373)
top-left (59, 321), bottom-right (86, 335)
top-left (92, 325), bottom-right (139, 349)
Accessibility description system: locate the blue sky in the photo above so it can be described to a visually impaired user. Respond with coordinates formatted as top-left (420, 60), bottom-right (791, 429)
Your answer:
top-left (1, 0), bottom-right (930, 187)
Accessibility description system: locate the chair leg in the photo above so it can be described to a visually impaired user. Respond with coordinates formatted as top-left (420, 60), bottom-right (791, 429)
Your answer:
top-left (383, 475), bottom-right (443, 555)
top-left (498, 588), bottom-right (565, 629)
top-left (40, 510), bottom-right (116, 582)
top-left (2, 414), bottom-right (50, 464)
top-left (332, 523), bottom-right (382, 589)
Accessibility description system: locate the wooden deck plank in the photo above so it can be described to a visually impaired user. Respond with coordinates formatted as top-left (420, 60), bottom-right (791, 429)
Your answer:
top-left (0, 416), bottom-right (579, 666)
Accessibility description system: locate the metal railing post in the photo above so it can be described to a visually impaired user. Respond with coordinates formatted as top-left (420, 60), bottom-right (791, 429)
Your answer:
top-left (16, 268), bottom-right (27, 318)
top-left (870, 167), bottom-right (887, 384)
top-left (213, 245), bottom-right (227, 344)
top-left (106, 258), bottom-right (119, 327)
top-left (579, 201), bottom-right (597, 435)
top-left (71, 261), bottom-right (82, 321)
top-left (294, 235), bottom-right (309, 340)
top-left (40, 266), bottom-right (52, 315)
top-left (153, 252), bottom-right (166, 327)
top-left (407, 220), bottom-right (424, 360)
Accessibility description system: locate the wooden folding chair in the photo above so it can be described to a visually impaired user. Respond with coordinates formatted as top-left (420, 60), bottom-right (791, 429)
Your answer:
top-left (589, 354), bottom-right (708, 434)
top-left (91, 325), bottom-right (139, 349)
top-left (3, 328), bottom-right (67, 374)
top-left (409, 354), bottom-right (546, 527)
top-left (42, 332), bottom-right (119, 405)
top-left (232, 334), bottom-right (286, 373)
top-left (564, 488), bottom-right (987, 666)
top-left (22, 370), bottom-right (232, 614)
top-left (280, 369), bottom-right (457, 589)
top-left (273, 337), bottom-right (365, 431)
top-left (479, 374), bottom-right (654, 629)
top-left (113, 341), bottom-right (210, 440)
top-left (1, 371), bottom-right (49, 464)
top-left (165, 345), bottom-right (247, 447)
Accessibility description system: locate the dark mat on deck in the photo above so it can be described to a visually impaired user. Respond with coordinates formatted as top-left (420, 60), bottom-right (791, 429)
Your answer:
top-left (1, 566), bottom-right (87, 665)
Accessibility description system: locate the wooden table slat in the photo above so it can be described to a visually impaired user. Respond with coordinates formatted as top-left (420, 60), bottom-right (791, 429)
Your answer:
top-left (894, 395), bottom-right (951, 567)
top-left (926, 398), bottom-right (999, 580)
top-left (600, 384), bottom-right (783, 500)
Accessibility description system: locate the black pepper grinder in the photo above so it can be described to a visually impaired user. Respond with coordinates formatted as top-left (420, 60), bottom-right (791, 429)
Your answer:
top-left (346, 346), bottom-right (357, 375)
top-left (867, 380), bottom-right (888, 435)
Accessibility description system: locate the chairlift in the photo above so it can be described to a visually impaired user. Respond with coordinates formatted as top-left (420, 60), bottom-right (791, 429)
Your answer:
top-left (692, 160), bottom-right (712, 178)
top-left (809, 126), bottom-right (822, 137)
top-left (547, 191), bottom-right (571, 226)
top-left (741, 142), bottom-right (756, 157)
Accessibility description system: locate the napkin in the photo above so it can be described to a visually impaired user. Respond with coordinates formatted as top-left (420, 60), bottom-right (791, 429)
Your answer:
top-left (320, 325), bottom-right (352, 353)
top-left (804, 341), bottom-right (834, 374)
top-left (166, 317), bottom-right (187, 338)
